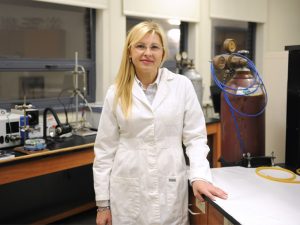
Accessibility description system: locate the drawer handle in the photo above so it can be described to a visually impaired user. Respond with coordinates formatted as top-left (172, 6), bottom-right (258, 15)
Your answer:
top-left (188, 204), bottom-right (201, 215)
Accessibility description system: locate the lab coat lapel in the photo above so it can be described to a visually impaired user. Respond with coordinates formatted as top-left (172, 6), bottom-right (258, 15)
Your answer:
top-left (132, 80), bottom-right (152, 109)
top-left (152, 69), bottom-right (172, 111)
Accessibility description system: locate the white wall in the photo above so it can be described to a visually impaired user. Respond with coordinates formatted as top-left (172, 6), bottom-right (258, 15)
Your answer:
top-left (263, 52), bottom-right (288, 163)
top-left (95, 1), bottom-right (126, 101)
top-left (35, 0), bottom-right (108, 9)
top-left (266, 0), bottom-right (300, 51)
top-left (123, 0), bottom-right (200, 21)
top-left (93, 0), bottom-right (300, 163)
top-left (210, 0), bottom-right (267, 22)
top-left (263, 0), bottom-right (300, 163)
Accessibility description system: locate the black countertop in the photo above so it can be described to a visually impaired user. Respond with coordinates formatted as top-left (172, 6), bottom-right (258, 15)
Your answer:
top-left (205, 116), bottom-right (220, 124)
top-left (0, 134), bottom-right (96, 164)
top-left (45, 134), bottom-right (96, 150)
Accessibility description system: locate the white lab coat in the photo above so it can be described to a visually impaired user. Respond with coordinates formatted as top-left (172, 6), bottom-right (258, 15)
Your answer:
top-left (93, 68), bottom-right (212, 225)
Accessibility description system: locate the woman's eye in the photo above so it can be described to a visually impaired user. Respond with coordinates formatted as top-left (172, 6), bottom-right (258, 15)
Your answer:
top-left (136, 44), bottom-right (146, 50)
top-left (151, 46), bottom-right (160, 50)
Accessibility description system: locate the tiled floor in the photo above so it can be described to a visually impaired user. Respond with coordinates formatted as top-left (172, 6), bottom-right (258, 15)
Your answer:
top-left (51, 209), bottom-right (96, 225)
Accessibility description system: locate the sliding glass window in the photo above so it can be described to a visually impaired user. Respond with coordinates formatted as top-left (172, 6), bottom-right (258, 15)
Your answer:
top-left (0, 0), bottom-right (96, 110)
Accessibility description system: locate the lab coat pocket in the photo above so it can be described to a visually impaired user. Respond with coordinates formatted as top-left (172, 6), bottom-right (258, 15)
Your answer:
top-left (110, 176), bottom-right (140, 221)
top-left (166, 174), bottom-right (187, 216)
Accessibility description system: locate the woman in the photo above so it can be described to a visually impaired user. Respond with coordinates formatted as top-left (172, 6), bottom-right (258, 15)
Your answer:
top-left (93, 21), bottom-right (227, 225)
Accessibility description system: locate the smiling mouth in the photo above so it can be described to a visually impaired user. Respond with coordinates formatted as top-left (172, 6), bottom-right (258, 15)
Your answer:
top-left (141, 60), bottom-right (153, 63)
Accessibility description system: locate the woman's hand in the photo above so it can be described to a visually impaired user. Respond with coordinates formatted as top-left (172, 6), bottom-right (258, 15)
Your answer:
top-left (192, 180), bottom-right (228, 202)
top-left (96, 209), bottom-right (112, 225)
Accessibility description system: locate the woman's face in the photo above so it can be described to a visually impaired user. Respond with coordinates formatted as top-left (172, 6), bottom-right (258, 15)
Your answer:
top-left (129, 32), bottom-right (164, 77)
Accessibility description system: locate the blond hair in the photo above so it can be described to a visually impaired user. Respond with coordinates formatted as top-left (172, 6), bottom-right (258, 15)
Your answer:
top-left (113, 21), bottom-right (169, 118)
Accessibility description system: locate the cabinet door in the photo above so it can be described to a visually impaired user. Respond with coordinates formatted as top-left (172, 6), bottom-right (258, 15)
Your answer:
top-left (207, 203), bottom-right (224, 225)
top-left (189, 187), bottom-right (207, 225)
top-left (189, 200), bottom-right (207, 224)
top-left (189, 186), bottom-right (224, 225)
top-left (286, 49), bottom-right (300, 170)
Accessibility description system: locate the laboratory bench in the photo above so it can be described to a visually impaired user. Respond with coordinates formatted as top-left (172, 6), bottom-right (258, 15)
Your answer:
top-left (0, 118), bottom-right (221, 224)
top-left (0, 134), bottom-right (96, 224)
top-left (189, 166), bottom-right (300, 225)
top-left (205, 117), bottom-right (221, 168)
top-left (0, 135), bottom-right (96, 185)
